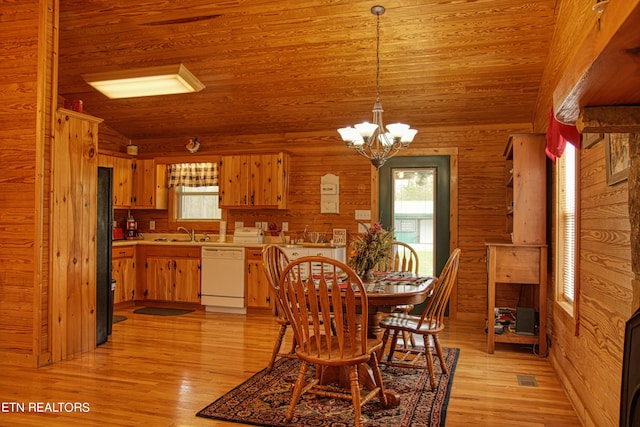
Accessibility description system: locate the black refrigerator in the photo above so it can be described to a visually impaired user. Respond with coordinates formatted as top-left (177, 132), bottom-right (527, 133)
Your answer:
top-left (96, 167), bottom-right (114, 345)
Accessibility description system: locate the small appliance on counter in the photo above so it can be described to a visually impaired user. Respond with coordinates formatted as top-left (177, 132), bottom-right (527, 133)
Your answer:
top-left (125, 211), bottom-right (139, 240)
top-left (112, 227), bottom-right (124, 240)
top-left (233, 227), bottom-right (264, 244)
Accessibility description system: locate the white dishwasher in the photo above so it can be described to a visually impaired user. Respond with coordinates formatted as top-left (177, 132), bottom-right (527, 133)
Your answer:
top-left (201, 246), bottom-right (246, 314)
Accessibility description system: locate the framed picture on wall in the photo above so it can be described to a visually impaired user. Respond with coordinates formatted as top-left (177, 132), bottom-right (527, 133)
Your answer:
top-left (605, 133), bottom-right (631, 185)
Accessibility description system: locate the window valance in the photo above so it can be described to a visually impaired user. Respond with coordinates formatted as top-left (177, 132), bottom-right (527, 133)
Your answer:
top-left (167, 162), bottom-right (218, 188)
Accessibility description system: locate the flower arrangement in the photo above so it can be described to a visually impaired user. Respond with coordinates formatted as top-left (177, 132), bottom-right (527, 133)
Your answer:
top-left (348, 222), bottom-right (393, 279)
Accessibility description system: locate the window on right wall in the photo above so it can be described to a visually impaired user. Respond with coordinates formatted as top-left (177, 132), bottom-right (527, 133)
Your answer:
top-left (555, 142), bottom-right (580, 324)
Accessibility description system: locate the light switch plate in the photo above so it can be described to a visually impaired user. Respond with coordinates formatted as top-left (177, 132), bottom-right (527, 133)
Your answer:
top-left (149, 220), bottom-right (155, 230)
top-left (282, 222), bottom-right (289, 232)
top-left (355, 209), bottom-right (371, 220)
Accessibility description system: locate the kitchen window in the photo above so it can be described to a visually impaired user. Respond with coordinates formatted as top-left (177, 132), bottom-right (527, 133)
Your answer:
top-left (167, 162), bottom-right (222, 221)
top-left (176, 186), bottom-right (221, 220)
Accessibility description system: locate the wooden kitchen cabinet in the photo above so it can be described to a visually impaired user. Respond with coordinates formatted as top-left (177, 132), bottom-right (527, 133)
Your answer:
top-left (220, 152), bottom-right (289, 209)
top-left (132, 159), bottom-right (168, 209)
top-left (99, 155), bottom-right (168, 210)
top-left (142, 246), bottom-right (201, 303)
top-left (245, 248), bottom-right (272, 313)
top-left (112, 245), bottom-right (136, 305)
top-left (113, 156), bottom-right (133, 209)
top-left (52, 108), bottom-right (103, 359)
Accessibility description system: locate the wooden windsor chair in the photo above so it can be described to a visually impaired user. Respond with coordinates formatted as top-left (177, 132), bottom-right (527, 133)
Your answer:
top-left (376, 241), bottom-right (420, 347)
top-left (261, 243), bottom-right (296, 372)
top-left (379, 248), bottom-right (461, 390)
top-left (279, 256), bottom-right (390, 427)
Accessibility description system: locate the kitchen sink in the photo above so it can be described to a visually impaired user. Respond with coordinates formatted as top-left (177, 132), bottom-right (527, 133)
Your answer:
top-left (171, 238), bottom-right (193, 242)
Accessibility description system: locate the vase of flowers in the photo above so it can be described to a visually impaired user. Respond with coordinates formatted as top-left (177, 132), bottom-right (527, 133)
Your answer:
top-left (348, 222), bottom-right (393, 281)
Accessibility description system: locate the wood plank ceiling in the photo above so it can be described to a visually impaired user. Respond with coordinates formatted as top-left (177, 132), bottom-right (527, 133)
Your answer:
top-left (57, 0), bottom-right (559, 144)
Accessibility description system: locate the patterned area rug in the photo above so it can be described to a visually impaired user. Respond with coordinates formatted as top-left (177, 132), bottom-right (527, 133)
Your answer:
top-left (197, 347), bottom-right (459, 427)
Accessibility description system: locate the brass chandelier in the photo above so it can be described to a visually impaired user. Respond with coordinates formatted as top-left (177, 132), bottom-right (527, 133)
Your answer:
top-left (337, 5), bottom-right (417, 168)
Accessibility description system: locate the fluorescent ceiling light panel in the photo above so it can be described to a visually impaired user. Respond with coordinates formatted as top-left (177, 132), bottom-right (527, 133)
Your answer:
top-left (82, 64), bottom-right (205, 99)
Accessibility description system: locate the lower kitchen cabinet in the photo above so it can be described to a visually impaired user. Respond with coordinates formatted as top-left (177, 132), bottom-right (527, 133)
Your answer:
top-left (112, 245), bottom-right (136, 304)
top-left (142, 246), bottom-right (201, 303)
top-left (245, 248), bottom-right (272, 313)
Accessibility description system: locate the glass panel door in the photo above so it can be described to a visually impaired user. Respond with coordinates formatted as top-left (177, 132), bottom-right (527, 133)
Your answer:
top-left (391, 168), bottom-right (436, 275)
top-left (379, 156), bottom-right (450, 279)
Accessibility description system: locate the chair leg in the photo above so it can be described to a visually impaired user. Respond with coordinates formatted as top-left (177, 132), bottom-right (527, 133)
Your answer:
top-left (285, 360), bottom-right (310, 423)
top-left (266, 323), bottom-right (288, 373)
top-left (423, 334), bottom-right (437, 390)
top-left (386, 330), bottom-right (400, 362)
top-left (432, 333), bottom-right (448, 374)
top-left (347, 365), bottom-right (363, 427)
top-left (369, 351), bottom-right (389, 408)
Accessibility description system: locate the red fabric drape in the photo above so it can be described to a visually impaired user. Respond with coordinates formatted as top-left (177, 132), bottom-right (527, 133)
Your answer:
top-left (546, 109), bottom-right (582, 161)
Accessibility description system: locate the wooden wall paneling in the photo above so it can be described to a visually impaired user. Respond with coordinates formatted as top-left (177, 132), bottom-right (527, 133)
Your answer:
top-left (0, 0), bottom-right (56, 367)
top-left (549, 139), bottom-right (634, 427)
top-left (98, 122), bottom-right (132, 153)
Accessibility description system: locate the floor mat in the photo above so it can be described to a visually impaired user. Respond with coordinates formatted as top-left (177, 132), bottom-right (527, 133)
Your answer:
top-left (112, 315), bottom-right (127, 324)
top-left (133, 307), bottom-right (194, 316)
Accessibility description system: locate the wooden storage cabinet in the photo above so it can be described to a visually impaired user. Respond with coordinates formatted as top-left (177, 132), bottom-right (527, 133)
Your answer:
top-left (504, 134), bottom-right (546, 244)
top-left (132, 159), bottom-right (168, 209)
top-left (245, 248), bottom-right (272, 313)
top-left (486, 133), bottom-right (548, 356)
top-left (113, 156), bottom-right (133, 209)
top-left (98, 155), bottom-right (167, 210)
top-left (112, 245), bottom-right (136, 304)
top-left (486, 243), bottom-right (547, 356)
top-left (142, 246), bottom-right (201, 303)
top-left (220, 152), bottom-right (289, 209)
top-left (52, 108), bottom-right (103, 359)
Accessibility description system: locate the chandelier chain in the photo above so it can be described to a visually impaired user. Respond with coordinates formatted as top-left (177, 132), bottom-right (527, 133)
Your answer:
top-left (375, 11), bottom-right (381, 103)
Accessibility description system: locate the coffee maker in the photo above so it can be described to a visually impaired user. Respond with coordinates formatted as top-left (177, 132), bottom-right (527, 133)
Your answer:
top-left (125, 211), bottom-right (139, 240)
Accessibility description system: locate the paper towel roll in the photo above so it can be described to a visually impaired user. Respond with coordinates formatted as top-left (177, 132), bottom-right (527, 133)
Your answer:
top-left (219, 221), bottom-right (227, 242)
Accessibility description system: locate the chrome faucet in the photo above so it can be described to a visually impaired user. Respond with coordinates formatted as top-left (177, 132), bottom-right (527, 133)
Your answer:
top-left (177, 226), bottom-right (195, 241)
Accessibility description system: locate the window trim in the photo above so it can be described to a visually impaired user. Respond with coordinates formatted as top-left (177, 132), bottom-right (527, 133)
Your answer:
top-left (554, 143), bottom-right (580, 335)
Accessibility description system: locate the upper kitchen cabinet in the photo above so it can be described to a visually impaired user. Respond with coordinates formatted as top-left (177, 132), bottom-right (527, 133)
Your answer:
top-left (132, 159), bottom-right (168, 210)
top-left (98, 154), bottom-right (167, 210)
top-left (220, 152), bottom-right (289, 209)
top-left (113, 156), bottom-right (133, 209)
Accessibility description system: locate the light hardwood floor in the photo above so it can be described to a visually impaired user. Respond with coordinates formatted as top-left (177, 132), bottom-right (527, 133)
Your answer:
top-left (1, 308), bottom-right (582, 426)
